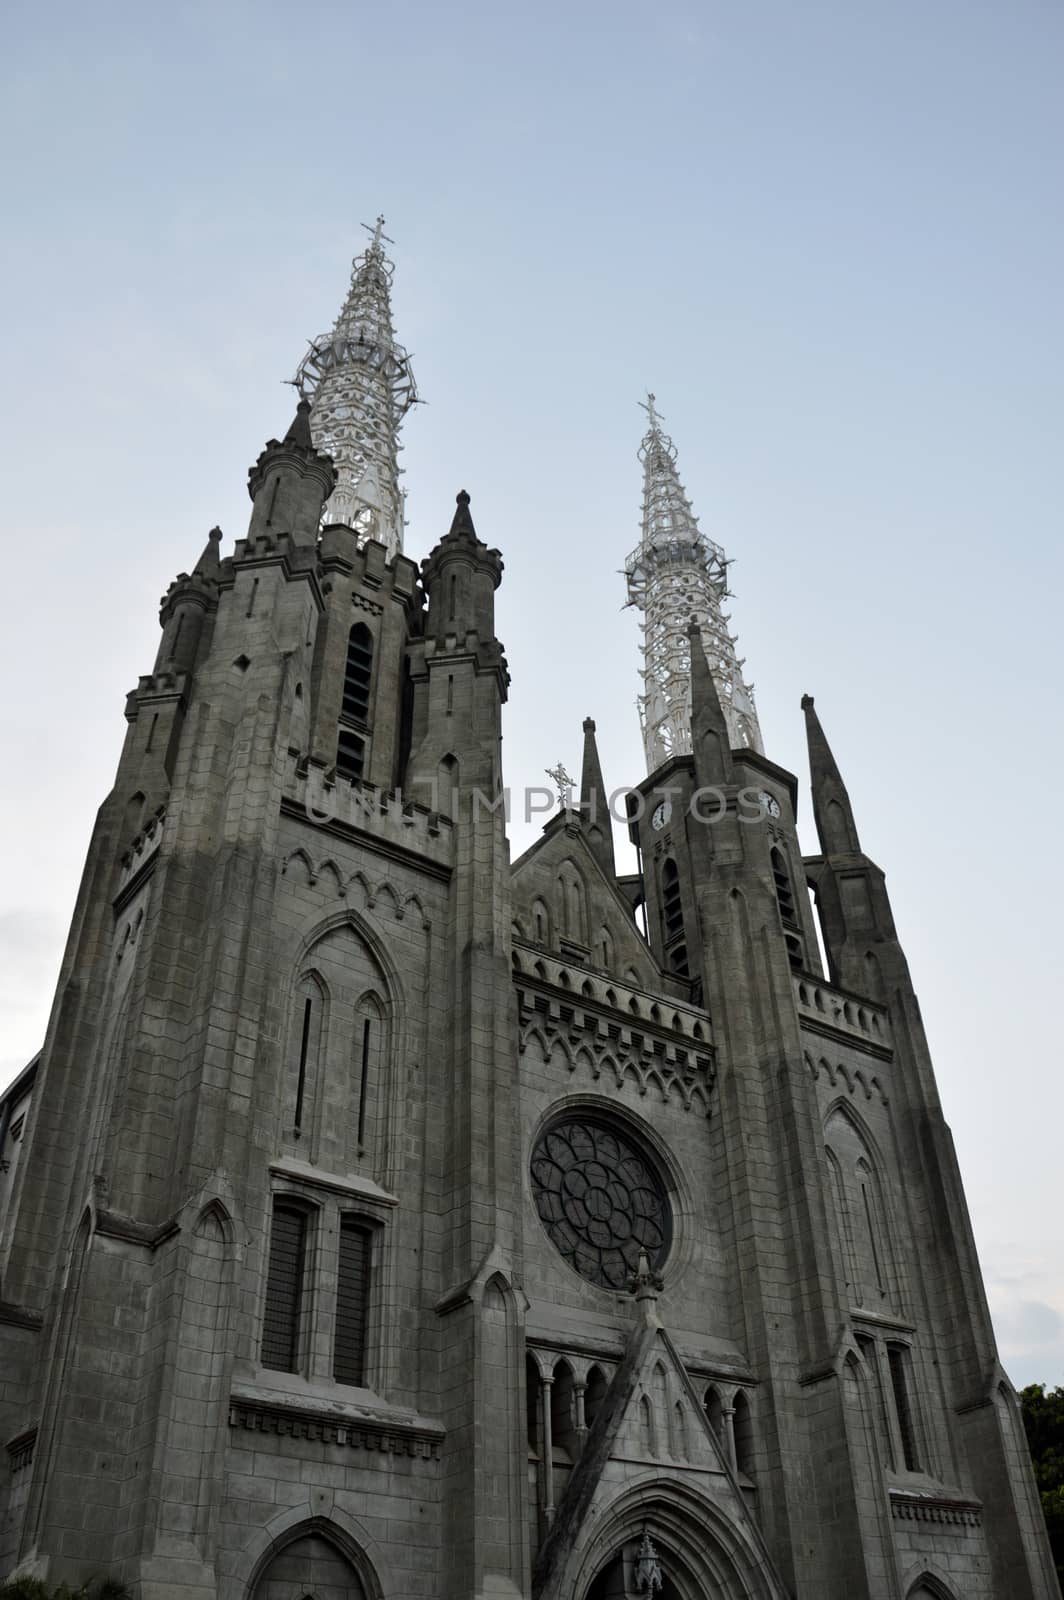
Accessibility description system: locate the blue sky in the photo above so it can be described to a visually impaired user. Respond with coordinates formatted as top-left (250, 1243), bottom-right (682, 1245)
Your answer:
top-left (2, 0), bottom-right (1062, 1384)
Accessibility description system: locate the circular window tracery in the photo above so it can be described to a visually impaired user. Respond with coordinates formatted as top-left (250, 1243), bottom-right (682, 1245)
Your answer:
top-left (531, 1116), bottom-right (672, 1290)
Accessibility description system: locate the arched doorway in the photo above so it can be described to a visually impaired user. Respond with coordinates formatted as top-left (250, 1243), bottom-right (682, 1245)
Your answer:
top-left (252, 1529), bottom-right (367, 1600)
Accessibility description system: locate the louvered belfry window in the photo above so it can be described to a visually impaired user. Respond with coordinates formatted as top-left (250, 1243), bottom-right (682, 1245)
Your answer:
top-left (333, 1217), bottom-right (372, 1386)
top-left (662, 859), bottom-right (683, 943)
top-left (336, 729), bottom-right (365, 781)
top-left (342, 624), bottom-right (373, 725)
top-left (261, 1201), bottom-right (307, 1372)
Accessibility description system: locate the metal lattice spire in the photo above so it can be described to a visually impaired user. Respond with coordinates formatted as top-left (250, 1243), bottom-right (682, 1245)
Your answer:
top-left (624, 395), bottom-right (763, 772)
top-left (293, 217), bottom-right (418, 558)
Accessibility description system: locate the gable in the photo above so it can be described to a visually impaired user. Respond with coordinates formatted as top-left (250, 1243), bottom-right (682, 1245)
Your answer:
top-left (511, 819), bottom-right (660, 990)
top-left (532, 1303), bottom-right (788, 1600)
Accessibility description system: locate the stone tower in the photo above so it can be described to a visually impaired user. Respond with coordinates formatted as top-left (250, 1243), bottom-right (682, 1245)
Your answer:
top-left (0, 243), bottom-right (1058, 1600)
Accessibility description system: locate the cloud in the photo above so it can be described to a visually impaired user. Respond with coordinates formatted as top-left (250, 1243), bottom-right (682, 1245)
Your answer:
top-left (0, 909), bottom-right (60, 1092)
top-left (985, 1271), bottom-right (1064, 1389)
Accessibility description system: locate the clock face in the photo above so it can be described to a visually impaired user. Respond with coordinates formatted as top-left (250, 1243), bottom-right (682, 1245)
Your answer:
top-left (758, 790), bottom-right (781, 819)
top-left (651, 800), bottom-right (672, 831)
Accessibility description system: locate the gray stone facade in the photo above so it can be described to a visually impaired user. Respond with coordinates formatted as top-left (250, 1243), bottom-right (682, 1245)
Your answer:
top-left (0, 394), bottom-right (1058, 1600)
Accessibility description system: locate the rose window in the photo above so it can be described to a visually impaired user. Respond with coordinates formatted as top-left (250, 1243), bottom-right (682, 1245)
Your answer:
top-left (530, 1117), bottom-right (671, 1290)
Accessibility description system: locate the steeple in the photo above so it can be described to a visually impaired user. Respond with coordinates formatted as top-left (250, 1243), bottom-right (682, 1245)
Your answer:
top-left (801, 693), bottom-right (861, 856)
top-left (579, 716), bottom-right (615, 877)
top-left (294, 215), bottom-right (418, 559)
top-left (625, 394), bottom-right (762, 773)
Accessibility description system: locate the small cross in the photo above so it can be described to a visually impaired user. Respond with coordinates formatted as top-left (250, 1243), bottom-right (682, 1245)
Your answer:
top-left (545, 762), bottom-right (575, 809)
top-left (361, 214), bottom-right (394, 252)
top-left (639, 392), bottom-right (664, 430)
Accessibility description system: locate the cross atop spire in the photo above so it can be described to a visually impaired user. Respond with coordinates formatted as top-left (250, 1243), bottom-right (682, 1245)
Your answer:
top-left (639, 391), bottom-right (665, 432)
top-left (361, 213), bottom-right (393, 254)
top-left (624, 396), bottom-right (763, 771)
top-left (292, 219), bottom-right (418, 559)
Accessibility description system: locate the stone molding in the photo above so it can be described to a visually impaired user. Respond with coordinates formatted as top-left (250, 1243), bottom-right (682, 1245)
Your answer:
top-left (228, 1389), bottom-right (443, 1461)
top-left (94, 1208), bottom-right (180, 1251)
top-left (0, 1298), bottom-right (44, 1331)
top-left (518, 986), bottom-right (714, 1116)
top-left (889, 1490), bottom-right (982, 1527)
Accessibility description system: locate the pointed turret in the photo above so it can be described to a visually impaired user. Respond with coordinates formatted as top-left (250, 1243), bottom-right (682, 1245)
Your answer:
top-left (246, 398), bottom-right (336, 546)
top-left (283, 396), bottom-right (315, 450)
top-left (801, 693), bottom-right (861, 856)
top-left (193, 525), bottom-right (222, 577)
top-left (155, 527), bottom-right (224, 676)
top-left (624, 394), bottom-right (763, 772)
top-left (294, 215), bottom-right (418, 558)
top-left (421, 491), bottom-right (504, 643)
top-left (688, 620), bottom-right (732, 789)
top-left (578, 717), bottom-right (615, 877)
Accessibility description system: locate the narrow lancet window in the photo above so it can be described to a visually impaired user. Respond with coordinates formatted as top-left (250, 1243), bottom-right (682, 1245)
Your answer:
top-left (888, 1344), bottom-right (920, 1470)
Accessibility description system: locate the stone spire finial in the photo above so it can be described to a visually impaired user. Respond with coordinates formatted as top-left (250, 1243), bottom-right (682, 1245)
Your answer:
top-left (628, 1249), bottom-right (664, 1326)
top-left (579, 716), bottom-right (616, 877)
top-left (193, 526), bottom-right (222, 577)
top-left (448, 489), bottom-right (476, 539)
top-left (283, 396), bottom-right (314, 450)
top-left (802, 694), bottom-right (861, 856)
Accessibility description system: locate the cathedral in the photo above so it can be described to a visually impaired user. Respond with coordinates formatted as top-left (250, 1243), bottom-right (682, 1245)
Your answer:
top-left (0, 226), bottom-right (1058, 1600)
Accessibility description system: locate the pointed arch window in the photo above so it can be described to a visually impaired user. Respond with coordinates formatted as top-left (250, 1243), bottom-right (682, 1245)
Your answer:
top-left (584, 1365), bottom-right (607, 1430)
top-left (289, 971), bottom-right (325, 1138)
top-left (342, 623), bottom-right (374, 726)
top-left (354, 991), bottom-right (384, 1160)
top-left (887, 1343), bottom-right (921, 1471)
top-left (550, 1360), bottom-right (578, 1462)
top-left (825, 1107), bottom-right (898, 1313)
top-left (733, 1389), bottom-right (755, 1476)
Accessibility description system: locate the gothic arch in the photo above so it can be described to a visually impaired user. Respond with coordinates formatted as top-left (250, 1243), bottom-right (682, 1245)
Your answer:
top-left (904, 1567), bottom-right (957, 1600)
top-left (824, 1098), bottom-right (900, 1312)
top-left (283, 913), bottom-right (403, 1181)
top-left (558, 858), bottom-right (589, 944)
top-left (192, 1198), bottom-right (233, 1244)
top-left (531, 898), bottom-right (552, 946)
top-left (240, 1512), bottom-right (386, 1600)
top-left (290, 907), bottom-right (406, 1015)
top-left (564, 1477), bottom-right (782, 1600)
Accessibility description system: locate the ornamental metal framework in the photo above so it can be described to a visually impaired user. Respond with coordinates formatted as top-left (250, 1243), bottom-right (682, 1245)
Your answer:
top-left (625, 395), bottom-right (763, 772)
top-left (293, 217), bottom-right (418, 559)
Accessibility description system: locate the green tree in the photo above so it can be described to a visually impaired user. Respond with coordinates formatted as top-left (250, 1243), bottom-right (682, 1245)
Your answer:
top-left (1020, 1382), bottom-right (1064, 1588)
top-left (0, 1579), bottom-right (131, 1600)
